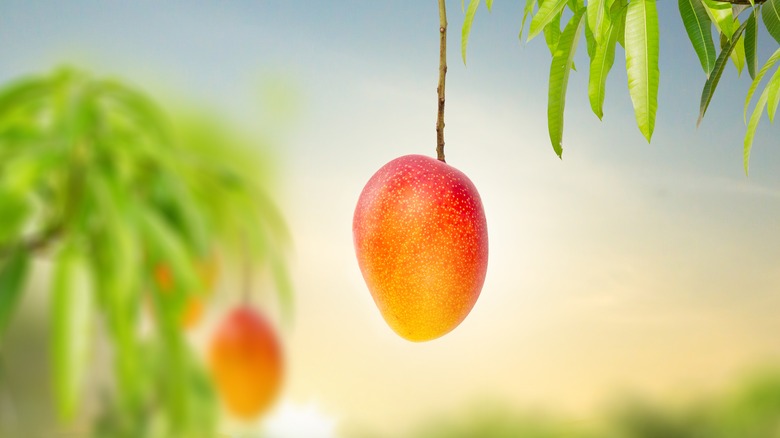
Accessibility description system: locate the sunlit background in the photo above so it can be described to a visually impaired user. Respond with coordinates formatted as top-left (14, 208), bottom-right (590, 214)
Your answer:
top-left (1, 1), bottom-right (779, 437)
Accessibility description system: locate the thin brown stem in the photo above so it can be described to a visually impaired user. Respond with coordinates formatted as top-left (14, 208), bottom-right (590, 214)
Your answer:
top-left (436, 0), bottom-right (447, 163)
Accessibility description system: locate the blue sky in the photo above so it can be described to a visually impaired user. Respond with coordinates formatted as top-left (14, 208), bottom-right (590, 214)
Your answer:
top-left (2, 1), bottom-right (780, 435)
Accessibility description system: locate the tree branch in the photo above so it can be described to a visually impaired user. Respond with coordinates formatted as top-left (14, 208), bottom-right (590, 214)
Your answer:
top-left (436, 0), bottom-right (447, 163)
top-left (720, 0), bottom-right (767, 4)
top-left (0, 224), bottom-right (62, 258)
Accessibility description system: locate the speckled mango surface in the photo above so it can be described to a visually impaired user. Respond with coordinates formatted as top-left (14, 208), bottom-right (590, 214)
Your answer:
top-left (353, 154), bottom-right (488, 342)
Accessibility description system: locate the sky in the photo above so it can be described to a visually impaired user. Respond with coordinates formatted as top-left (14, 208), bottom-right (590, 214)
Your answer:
top-left (1, 1), bottom-right (779, 436)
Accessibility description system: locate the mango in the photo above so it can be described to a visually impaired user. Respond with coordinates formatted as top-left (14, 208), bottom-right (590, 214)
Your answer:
top-left (209, 306), bottom-right (283, 419)
top-left (353, 154), bottom-right (488, 342)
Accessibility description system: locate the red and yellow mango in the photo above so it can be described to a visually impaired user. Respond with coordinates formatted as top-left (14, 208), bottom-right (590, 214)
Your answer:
top-left (209, 306), bottom-right (284, 419)
top-left (353, 154), bottom-right (488, 342)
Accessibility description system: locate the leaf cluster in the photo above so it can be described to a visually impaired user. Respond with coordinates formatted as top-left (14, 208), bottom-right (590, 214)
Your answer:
top-left (461, 0), bottom-right (780, 172)
top-left (0, 67), bottom-right (292, 436)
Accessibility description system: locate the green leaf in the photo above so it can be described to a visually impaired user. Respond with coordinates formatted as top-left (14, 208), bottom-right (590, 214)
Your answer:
top-left (486, 0), bottom-right (494, 11)
top-left (730, 33), bottom-right (746, 76)
top-left (462, 0), bottom-right (481, 65)
top-left (99, 80), bottom-right (172, 146)
top-left (137, 209), bottom-right (200, 294)
top-left (0, 250), bottom-right (29, 339)
top-left (529, 0), bottom-right (568, 41)
top-left (519, 0), bottom-right (537, 41)
top-left (612, 0), bottom-right (628, 47)
top-left (744, 78), bottom-right (772, 174)
top-left (89, 177), bottom-right (143, 409)
top-left (153, 174), bottom-right (211, 257)
top-left (625, 0), bottom-right (660, 142)
top-left (51, 243), bottom-right (94, 422)
top-left (0, 76), bottom-right (50, 121)
top-left (705, 0), bottom-right (736, 40)
top-left (158, 325), bottom-right (188, 429)
top-left (764, 0), bottom-right (780, 44)
top-left (0, 189), bottom-right (29, 246)
top-left (701, 0), bottom-right (731, 10)
top-left (767, 67), bottom-right (780, 122)
top-left (699, 19), bottom-right (751, 126)
top-left (548, 10), bottom-right (586, 157)
top-left (745, 12), bottom-right (758, 79)
top-left (269, 246), bottom-right (294, 326)
top-left (588, 0), bottom-right (609, 43)
top-left (679, 0), bottom-right (717, 75)
top-left (589, 10), bottom-right (624, 119)
top-left (544, 12), bottom-right (563, 55)
top-left (584, 12), bottom-right (597, 59)
top-left (743, 48), bottom-right (780, 122)
top-left (102, 228), bottom-right (143, 411)
top-left (135, 206), bottom-right (199, 320)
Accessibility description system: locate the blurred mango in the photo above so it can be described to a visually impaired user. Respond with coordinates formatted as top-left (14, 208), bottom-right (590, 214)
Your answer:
top-left (209, 306), bottom-right (283, 420)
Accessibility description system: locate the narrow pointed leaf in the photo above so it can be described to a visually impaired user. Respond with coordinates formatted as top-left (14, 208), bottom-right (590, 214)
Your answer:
top-left (589, 11), bottom-right (623, 119)
top-left (705, 0), bottom-right (736, 39)
top-left (679, 0), bottom-right (717, 75)
top-left (767, 67), bottom-right (780, 122)
top-left (0, 251), bottom-right (29, 338)
top-left (0, 189), bottom-right (29, 246)
top-left (745, 12), bottom-right (758, 79)
top-left (0, 77), bottom-right (50, 119)
top-left (702, 0), bottom-right (731, 11)
top-left (744, 82), bottom-right (771, 174)
top-left (612, 0), bottom-right (628, 47)
top-left (699, 18), bottom-right (751, 126)
top-left (102, 223), bottom-right (143, 409)
top-left (486, 0), bottom-right (494, 11)
top-left (529, 0), bottom-right (568, 41)
top-left (764, 0), bottom-right (780, 44)
top-left (462, 0), bottom-right (481, 65)
top-left (51, 244), bottom-right (94, 422)
top-left (585, 13), bottom-right (597, 59)
top-left (136, 207), bottom-right (199, 300)
top-left (548, 10), bottom-right (586, 156)
top-left (625, 0), bottom-right (660, 142)
top-left (743, 48), bottom-right (780, 122)
top-left (519, 0), bottom-right (537, 41)
top-left (588, 0), bottom-right (609, 43)
top-left (730, 34), bottom-right (746, 76)
top-left (544, 12), bottom-right (563, 55)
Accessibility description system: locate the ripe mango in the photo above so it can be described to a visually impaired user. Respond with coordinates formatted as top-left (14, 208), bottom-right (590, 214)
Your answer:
top-left (353, 154), bottom-right (488, 341)
top-left (209, 306), bottom-right (283, 419)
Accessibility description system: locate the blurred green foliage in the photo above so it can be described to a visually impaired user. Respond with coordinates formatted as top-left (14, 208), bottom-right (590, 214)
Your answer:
top-left (0, 66), bottom-right (291, 437)
top-left (362, 368), bottom-right (780, 438)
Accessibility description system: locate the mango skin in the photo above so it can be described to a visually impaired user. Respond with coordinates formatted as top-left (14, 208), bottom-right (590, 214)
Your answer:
top-left (353, 154), bottom-right (488, 342)
top-left (209, 306), bottom-right (283, 419)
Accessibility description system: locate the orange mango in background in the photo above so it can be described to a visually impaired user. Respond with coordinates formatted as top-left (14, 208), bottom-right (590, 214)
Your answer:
top-left (353, 154), bottom-right (489, 342)
top-left (209, 306), bottom-right (284, 419)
